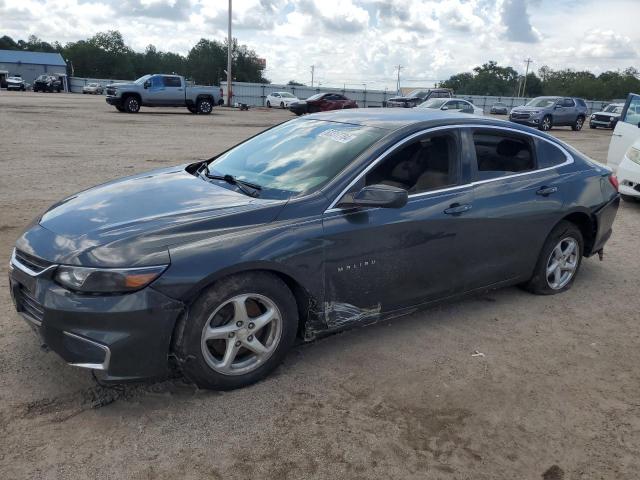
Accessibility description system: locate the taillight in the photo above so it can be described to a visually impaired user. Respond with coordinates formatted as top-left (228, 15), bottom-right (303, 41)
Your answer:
top-left (609, 174), bottom-right (619, 192)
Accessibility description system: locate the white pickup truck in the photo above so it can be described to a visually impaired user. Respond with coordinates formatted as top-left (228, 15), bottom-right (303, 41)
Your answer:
top-left (105, 74), bottom-right (219, 114)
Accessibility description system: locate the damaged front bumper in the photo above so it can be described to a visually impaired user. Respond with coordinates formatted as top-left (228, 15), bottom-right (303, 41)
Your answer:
top-left (8, 253), bottom-right (184, 382)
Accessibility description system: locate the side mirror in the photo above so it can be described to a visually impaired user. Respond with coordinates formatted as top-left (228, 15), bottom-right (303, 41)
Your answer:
top-left (143, 81), bottom-right (150, 89)
top-left (340, 184), bottom-right (408, 209)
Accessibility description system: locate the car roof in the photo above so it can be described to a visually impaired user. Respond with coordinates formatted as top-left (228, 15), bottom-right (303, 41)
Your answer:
top-left (304, 108), bottom-right (507, 130)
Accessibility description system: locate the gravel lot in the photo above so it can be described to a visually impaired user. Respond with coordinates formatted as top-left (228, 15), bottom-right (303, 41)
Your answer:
top-left (1, 92), bottom-right (639, 479)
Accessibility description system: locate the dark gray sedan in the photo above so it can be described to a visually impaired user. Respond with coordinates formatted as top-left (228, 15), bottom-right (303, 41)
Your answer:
top-left (9, 109), bottom-right (620, 390)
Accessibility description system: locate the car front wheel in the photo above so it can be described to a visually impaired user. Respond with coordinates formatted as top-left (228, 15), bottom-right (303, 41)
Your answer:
top-left (539, 115), bottom-right (552, 131)
top-left (266, 100), bottom-right (271, 108)
top-left (124, 96), bottom-right (140, 113)
top-left (522, 220), bottom-right (583, 295)
top-left (175, 272), bottom-right (298, 390)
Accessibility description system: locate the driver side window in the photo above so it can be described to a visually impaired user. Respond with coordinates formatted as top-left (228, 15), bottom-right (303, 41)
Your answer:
top-left (622, 96), bottom-right (640, 125)
top-left (365, 132), bottom-right (459, 195)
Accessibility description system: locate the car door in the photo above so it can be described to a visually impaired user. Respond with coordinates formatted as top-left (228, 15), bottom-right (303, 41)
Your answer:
top-left (143, 75), bottom-right (166, 105)
top-left (557, 98), bottom-right (575, 124)
top-left (322, 128), bottom-right (476, 321)
top-left (607, 94), bottom-right (640, 170)
top-left (159, 75), bottom-right (183, 105)
top-left (462, 126), bottom-right (567, 290)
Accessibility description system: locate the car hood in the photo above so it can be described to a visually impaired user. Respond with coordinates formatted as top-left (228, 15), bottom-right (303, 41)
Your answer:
top-left (511, 106), bottom-right (545, 113)
top-left (387, 96), bottom-right (419, 102)
top-left (16, 166), bottom-right (285, 267)
top-left (593, 111), bottom-right (621, 117)
top-left (7, 78), bottom-right (22, 83)
top-left (107, 82), bottom-right (136, 89)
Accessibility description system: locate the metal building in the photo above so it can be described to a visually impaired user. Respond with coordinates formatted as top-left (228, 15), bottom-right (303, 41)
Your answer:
top-left (0, 50), bottom-right (68, 90)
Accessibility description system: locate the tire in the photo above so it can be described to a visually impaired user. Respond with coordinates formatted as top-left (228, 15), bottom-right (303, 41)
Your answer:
top-left (196, 97), bottom-right (213, 114)
top-left (572, 116), bottom-right (585, 131)
top-left (621, 194), bottom-right (640, 202)
top-left (539, 115), bottom-right (552, 131)
top-left (175, 272), bottom-right (298, 390)
top-left (590, 124), bottom-right (596, 129)
top-left (83, 91), bottom-right (86, 94)
top-left (280, 101), bottom-right (285, 109)
top-left (123, 95), bottom-right (140, 113)
top-left (266, 100), bottom-right (271, 108)
top-left (521, 220), bottom-right (583, 295)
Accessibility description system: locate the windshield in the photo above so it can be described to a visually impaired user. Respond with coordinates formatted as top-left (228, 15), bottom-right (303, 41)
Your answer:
top-left (604, 104), bottom-right (623, 114)
top-left (494, 103), bottom-right (505, 106)
top-left (306, 93), bottom-right (324, 101)
top-left (406, 89), bottom-right (427, 99)
top-left (526, 97), bottom-right (559, 108)
top-left (208, 120), bottom-right (387, 199)
top-left (280, 92), bottom-right (295, 98)
top-left (418, 98), bottom-right (447, 109)
top-left (134, 75), bottom-right (152, 85)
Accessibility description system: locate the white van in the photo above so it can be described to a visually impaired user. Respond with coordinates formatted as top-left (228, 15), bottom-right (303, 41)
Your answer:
top-left (607, 93), bottom-right (640, 171)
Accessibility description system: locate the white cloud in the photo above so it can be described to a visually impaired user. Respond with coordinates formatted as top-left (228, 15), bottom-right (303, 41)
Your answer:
top-left (0, 0), bottom-right (638, 87)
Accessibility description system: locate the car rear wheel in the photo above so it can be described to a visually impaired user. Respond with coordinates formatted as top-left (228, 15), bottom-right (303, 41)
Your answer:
top-left (522, 220), bottom-right (583, 295)
top-left (572, 116), bottom-right (585, 131)
top-left (266, 100), bottom-right (271, 108)
top-left (280, 101), bottom-right (285, 108)
top-left (539, 115), bottom-right (552, 131)
top-left (197, 98), bottom-right (213, 114)
top-left (175, 272), bottom-right (298, 390)
top-left (124, 96), bottom-right (140, 113)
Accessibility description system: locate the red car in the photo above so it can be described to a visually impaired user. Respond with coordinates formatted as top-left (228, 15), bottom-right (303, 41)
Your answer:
top-left (289, 92), bottom-right (358, 115)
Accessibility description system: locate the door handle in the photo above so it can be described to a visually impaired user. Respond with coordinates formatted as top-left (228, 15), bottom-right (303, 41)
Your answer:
top-left (444, 203), bottom-right (472, 215)
top-left (536, 186), bottom-right (558, 196)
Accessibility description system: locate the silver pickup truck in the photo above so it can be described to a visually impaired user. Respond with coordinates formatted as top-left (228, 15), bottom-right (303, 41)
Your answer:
top-left (105, 74), bottom-right (219, 114)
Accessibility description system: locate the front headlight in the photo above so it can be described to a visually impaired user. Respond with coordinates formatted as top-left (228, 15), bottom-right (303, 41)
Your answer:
top-left (626, 146), bottom-right (640, 166)
top-left (55, 265), bottom-right (167, 293)
top-left (591, 114), bottom-right (595, 119)
top-left (610, 116), bottom-right (616, 121)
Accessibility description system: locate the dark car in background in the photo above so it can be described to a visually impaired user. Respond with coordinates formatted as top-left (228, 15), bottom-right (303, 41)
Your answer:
top-left (9, 109), bottom-right (620, 390)
top-left (509, 96), bottom-right (588, 131)
top-left (288, 92), bottom-right (357, 115)
top-left (590, 103), bottom-right (624, 129)
top-left (33, 75), bottom-right (62, 93)
top-left (490, 102), bottom-right (509, 115)
top-left (386, 88), bottom-right (452, 108)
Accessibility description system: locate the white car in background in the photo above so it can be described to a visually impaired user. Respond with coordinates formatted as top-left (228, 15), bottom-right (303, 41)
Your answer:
top-left (417, 98), bottom-right (484, 115)
top-left (266, 91), bottom-right (299, 109)
top-left (607, 93), bottom-right (640, 174)
top-left (616, 138), bottom-right (640, 202)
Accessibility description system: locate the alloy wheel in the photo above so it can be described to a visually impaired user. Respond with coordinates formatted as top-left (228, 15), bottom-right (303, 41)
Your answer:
top-left (575, 117), bottom-right (584, 130)
top-left (542, 117), bottom-right (551, 131)
top-left (546, 237), bottom-right (579, 290)
top-left (199, 100), bottom-right (212, 113)
top-left (200, 294), bottom-right (282, 376)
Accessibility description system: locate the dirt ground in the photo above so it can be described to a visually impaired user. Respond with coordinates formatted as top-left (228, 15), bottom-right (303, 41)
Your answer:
top-left (1, 92), bottom-right (639, 480)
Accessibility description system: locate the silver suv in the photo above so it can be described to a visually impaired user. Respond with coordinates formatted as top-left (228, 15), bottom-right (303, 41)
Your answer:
top-left (509, 96), bottom-right (589, 131)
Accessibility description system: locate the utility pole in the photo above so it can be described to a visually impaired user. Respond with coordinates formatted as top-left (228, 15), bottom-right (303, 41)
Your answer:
top-left (226, 0), bottom-right (232, 107)
top-left (395, 64), bottom-right (403, 95)
top-left (521, 57), bottom-right (533, 97)
top-left (310, 65), bottom-right (315, 87)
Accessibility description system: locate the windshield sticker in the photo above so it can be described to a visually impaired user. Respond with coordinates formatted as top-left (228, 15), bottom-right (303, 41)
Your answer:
top-left (319, 129), bottom-right (358, 144)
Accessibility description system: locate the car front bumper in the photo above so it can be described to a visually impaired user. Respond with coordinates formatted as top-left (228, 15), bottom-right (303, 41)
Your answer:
top-left (617, 156), bottom-right (640, 198)
top-left (509, 116), bottom-right (541, 127)
top-left (106, 96), bottom-right (123, 107)
top-left (8, 252), bottom-right (184, 382)
top-left (590, 119), bottom-right (616, 128)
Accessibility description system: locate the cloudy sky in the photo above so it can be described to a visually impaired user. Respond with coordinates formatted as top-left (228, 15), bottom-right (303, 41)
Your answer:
top-left (1, 0), bottom-right (638, 88)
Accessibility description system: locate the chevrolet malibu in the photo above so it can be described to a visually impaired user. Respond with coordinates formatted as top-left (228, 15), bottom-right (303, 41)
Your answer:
top-left (9, 110), bottom-right (620, 390)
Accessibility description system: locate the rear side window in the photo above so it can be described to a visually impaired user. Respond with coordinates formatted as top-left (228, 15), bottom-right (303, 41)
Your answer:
top-left (535, 139), bottom-right (567, 168)
top-left (562, 98), bottom-right (575, 107)
top-left (473, 130), bottom-right (535, 180)
top-left (576, 99), bottom-right (586, 107)
top-left (163, 76), bottom-right (181, 87)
